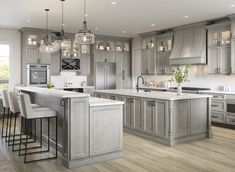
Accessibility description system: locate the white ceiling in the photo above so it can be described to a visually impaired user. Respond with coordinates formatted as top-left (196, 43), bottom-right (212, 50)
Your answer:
top-left (1, 0), bottom-right (235, 37)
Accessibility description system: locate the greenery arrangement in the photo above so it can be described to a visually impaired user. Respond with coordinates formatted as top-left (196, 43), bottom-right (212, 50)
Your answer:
top-left (170, 65), bottom-right (190, 85)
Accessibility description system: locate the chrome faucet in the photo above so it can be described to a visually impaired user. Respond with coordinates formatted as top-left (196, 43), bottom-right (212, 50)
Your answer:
top-left (136, 75), bottom-right (145, 92)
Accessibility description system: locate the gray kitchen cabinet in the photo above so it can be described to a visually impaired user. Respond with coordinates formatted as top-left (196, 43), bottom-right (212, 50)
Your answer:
top-left (80, 54), bottom-right (91, 75)
top-left (141, 35), bottom-right (156, 75)
top-left (124, 97), bottom-right (133, 128)
top-left (156, 33), bottom-right (173, 75)
top-left (0, 100), bottom-right (4, 116)
top-left (95, 38), bottom-right (115, 63)
top-left (141, 49), bottom-right (155, 75)
top-left (132, 98), bottom-right (142, 131)
top-left (144, 99), bottom-right (167, 138)
top-left (206, 23), bottom-right (231, 75)
top-left (89, 105), bottom-right (123, 156)
top-left (208, 46), bottom-right (231, 74)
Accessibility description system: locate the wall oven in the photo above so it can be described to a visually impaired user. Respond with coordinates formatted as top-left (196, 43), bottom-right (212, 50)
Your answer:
top-left (27, 64), bottom-right (50, 86)
top-left (226, 95), bottom-right (235, 125)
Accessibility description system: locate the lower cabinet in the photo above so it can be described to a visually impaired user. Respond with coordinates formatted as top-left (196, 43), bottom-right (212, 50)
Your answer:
top-left (143, 100), bottom-right (168, 138)
top-left (90, 105), bottom-right (123, 156)
top-left (0, 100), bottom-right (4, 116)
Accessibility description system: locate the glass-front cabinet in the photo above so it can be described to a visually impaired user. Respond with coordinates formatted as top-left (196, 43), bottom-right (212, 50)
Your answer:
top-left (96, 39), bottom-right (115, 51)
top-left (157, 35), bottom-right (173, 53)
top-left (116, 41), bottom-right (130, 52)
top-left (95, 38), bottom-right (116, 62)
top-left (208, 23), bottom-right (231, 47)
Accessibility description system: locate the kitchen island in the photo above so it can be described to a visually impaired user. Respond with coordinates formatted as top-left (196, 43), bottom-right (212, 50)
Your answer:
top-left (15, 87), bottom-right (124, 168)
top-left (94, 89), bottom-right (212, 146)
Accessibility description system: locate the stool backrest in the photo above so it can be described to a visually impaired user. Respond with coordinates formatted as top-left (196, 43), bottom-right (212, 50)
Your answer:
top-left (18, 93), bottom-right (33, 118)
top-left (8, 91), bottom-right (20, 114)
top-left (1, 90), bottom-right (9, 108)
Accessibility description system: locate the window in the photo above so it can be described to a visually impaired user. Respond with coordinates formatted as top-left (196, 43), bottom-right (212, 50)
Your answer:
top-left (0, 44), bottom-right (10, 90)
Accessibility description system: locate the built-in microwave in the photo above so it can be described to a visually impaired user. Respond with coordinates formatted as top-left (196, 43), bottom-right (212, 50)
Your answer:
top-left (27, 64), bottom-right (50, 86)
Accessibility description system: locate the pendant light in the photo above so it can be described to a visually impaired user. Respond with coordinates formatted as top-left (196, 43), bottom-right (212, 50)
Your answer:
top-left (74, 0), bottom-right (95, 44)
top-left (39, 9), bottom-right (58, 53)
top-left (54, 0), bottom-right (71, 50)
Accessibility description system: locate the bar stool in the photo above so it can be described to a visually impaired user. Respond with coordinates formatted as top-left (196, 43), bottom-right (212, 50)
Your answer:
top-left (18, 93), bottom-right (57, 163)
top-left (7, 91), bottom-right (40, 151)
top-left (1, 90), bottom-right (10, 139)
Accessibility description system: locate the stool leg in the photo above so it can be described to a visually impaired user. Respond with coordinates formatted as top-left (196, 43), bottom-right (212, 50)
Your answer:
top-left (7, 112), bottom-right (13, 143)
top-left (55, 117), bottom-right (57, 158)
top-left (40, 118), bottom-right (42, 148)
top-left (1, 107), bottom-right (5, 138)
top-left (24, 119), bottom-right (29, 163)
top-left (47, 118), bottom-right (50, 152)
top-left (12, 114), bottom-right (17, 151)
top-left (5, 109), bottom-right (9, 139)
top-left (18, 117), bottom-right (24, 156)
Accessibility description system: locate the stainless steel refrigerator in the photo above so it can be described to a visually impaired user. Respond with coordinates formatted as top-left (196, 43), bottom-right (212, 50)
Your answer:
top-left (96, 62), bottom-right (116, 90)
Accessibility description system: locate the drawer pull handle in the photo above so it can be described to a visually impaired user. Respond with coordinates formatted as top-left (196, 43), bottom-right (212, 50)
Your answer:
top-left (230, 119), bottom-right (235, 122)
top-left (212, 104), bottom-right (219, 107)
top-left (212, 115), bottom-right (219, 118)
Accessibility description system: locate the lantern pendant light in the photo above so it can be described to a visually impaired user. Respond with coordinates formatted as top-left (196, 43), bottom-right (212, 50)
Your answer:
top-left (74, 0), bottom-right (95, 44)
top-left (39, 9), bottom-right (58, 53)
top-left (54, 0), bottom-right (71, 50)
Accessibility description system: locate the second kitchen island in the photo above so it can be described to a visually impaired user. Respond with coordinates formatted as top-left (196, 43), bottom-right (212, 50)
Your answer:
top-left (94, 89), bottom-right (212, 146)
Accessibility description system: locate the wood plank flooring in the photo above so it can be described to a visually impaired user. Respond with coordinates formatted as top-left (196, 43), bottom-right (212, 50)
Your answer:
top-left (0, 122), bottom-right (235, 172)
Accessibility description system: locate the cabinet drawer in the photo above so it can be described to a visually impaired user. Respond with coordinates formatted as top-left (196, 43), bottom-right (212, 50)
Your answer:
top-left (211, 101), bottom-right (225, 111)
top-left (212, 94), bottom-right (225, 100)
top-left (211, 111), bottom-right (225, 123)
top-left (226, 115), bottom-right (235, 125)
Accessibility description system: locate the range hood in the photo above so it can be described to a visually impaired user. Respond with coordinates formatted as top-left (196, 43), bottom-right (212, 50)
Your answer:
top-left (169, 26), bottom-right (207, 65)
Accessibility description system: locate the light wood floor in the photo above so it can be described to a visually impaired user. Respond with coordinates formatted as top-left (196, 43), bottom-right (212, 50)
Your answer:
top-left (0, 122), bottom-right (235, 172)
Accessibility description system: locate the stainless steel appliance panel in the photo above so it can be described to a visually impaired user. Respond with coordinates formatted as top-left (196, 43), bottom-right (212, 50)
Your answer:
top-left (27, 64), bottom-right (50, 86)
top-left (96, 62), bottom-right (116, 90)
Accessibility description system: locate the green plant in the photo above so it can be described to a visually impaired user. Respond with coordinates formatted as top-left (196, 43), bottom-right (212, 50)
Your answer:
top-left (170, 65), bottom-right (190, 84)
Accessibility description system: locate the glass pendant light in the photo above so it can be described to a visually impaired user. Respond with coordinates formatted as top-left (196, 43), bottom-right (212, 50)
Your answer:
top-left (39, 9), bottom-right (58, 53)
top-left (74, 0), bottom-right (95, 44)
top-left (54, 0), bottom-right (71, 50)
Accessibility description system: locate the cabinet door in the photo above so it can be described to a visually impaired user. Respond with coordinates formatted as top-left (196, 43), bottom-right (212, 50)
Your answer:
top-left (124, 98), bottom-right (133, 127)
top-left (39, 52), bottom-right (51, 64)
top-left (220, 27), bottom-right (231, 46)
top-left (141, 49), bottom-right (149, 74)
top-left (148, 49), bottom-right (155, 74)
top-left (90, 105), bottom-right (123, 156)
top-left (156, 53), bottom-right (165, 74)
top-left (105, 51), bottom-right (115, 62)
top-left (208, 47), bottom-right (219, 74)
top-left (208, 29), bottom-right (219, 47)
top-left (122, 52), bottom-right (131, 75)
top-left (95, 51), bottom-right (106, 62)
top-left (220, 46), bottom-right (231, 74)
top-left (80, 55), bottom-right (90, 75)
top-left (133, 98), bottom-right (142, 130)
top-left (144, 100), bottom-right (155, 134)
top-left (25, 47), bottom-right (39, 64)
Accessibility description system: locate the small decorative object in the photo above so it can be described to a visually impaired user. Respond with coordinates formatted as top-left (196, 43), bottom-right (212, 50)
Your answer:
top-left (170, 65), bottom-right (190, 96)
top-left (47, 83), bottom-right (54, 89)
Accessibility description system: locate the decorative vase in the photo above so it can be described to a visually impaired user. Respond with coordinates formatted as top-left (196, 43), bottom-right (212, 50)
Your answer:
top-left (177, 84), bottom-right (182, 96)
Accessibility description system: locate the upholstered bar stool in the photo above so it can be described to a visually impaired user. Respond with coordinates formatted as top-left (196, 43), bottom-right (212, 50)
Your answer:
top-left (1, 90), bottom-right (10, 139)
top-left (7, 91), bottom-right (40, 151)
top-left (18, 93), bottom-right (57, 163)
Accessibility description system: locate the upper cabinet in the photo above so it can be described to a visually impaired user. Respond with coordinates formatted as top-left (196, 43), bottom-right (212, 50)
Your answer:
top-left (141, 35), bottom-right (156, 75)
top-left (206, 22), bottom-right (231, 74)
top-left (95, 38), bottom-right (116, 62)
top-left (156, 33), bottom-right (173, 75)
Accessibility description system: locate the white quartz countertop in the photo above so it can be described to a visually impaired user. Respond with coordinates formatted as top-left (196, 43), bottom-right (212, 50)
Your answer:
top-left (54, 86), bottom-right (95, 89)
top-left (89, 97), bottom-right (124, 107)
top-left (15, 87), bottom-right (90, 98)
top-left (139, 86), bottom-right (169, 91)
top-left (94, 89), bottom-right (212, 101)
top-left (199, 90), bottom-right (235, 95)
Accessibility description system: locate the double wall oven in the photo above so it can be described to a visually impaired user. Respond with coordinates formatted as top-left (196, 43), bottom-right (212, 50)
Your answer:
top-left (27, 64), bottom-right (50, 86)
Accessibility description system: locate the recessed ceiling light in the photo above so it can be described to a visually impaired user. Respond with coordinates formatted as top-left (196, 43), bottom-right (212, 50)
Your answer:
top-left (26, 19), bottom-right (31, 23)
top-left (231, 4), bottom-right (235, 7)
top-left (112, 2), bottom-right (116, 5)
top-left (151, 24), bottom-right (155, 26)
top-left (185, 15), bottom-right (189, 18)
top-left (122, 30), bottom-right (126, 34)
top-left (95, 27), bottom-right (99, 30)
